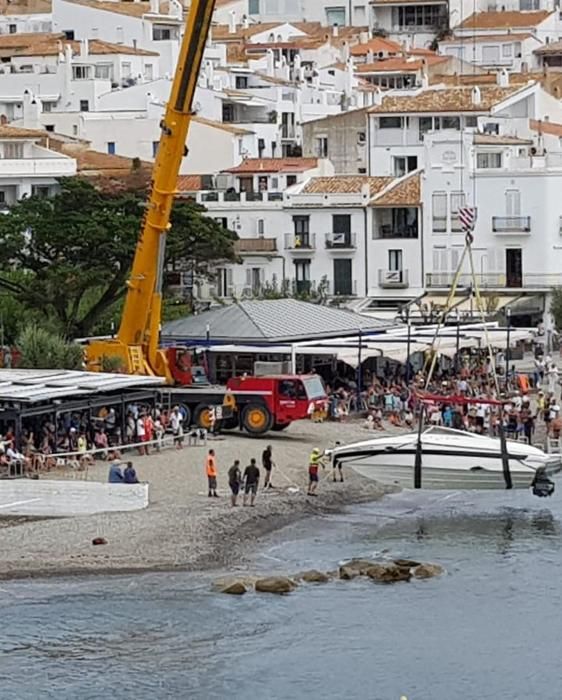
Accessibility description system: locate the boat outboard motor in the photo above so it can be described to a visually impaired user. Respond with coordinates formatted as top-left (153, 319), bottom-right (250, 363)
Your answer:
top-left (531, 467), bottom-right (555, 498)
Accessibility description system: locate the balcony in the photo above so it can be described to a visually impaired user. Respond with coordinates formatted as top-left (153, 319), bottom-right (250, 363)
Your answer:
top-left (0, 157), bottom-right (75, 178)
top-left (325, 232), bottom-right (357, 250)
top-left (426, 272), bottom-right (562, 290)
top-left (378, 269), bottom-right (409, 289)
top-left (196, 191), bottom-right (284, 206)
top-left (284, 233), bottom-right (316, 253)
top-left (492, 216), bottom-right (531, 233)
top-left (290, 279), bottom-right (317, 296)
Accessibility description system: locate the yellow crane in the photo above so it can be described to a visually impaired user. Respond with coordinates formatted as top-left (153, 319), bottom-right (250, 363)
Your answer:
top-left (85, 0), bottom-right (217, 383)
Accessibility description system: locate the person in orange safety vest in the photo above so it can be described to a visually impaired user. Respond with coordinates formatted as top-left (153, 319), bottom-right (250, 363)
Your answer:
top-left (206, 448), bottom-right (218, 498)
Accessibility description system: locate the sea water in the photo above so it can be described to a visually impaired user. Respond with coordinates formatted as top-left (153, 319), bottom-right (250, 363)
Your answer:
top-left (2, 488), bottom-right (562, 700)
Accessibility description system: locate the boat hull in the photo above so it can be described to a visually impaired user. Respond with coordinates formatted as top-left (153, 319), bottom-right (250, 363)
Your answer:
top-left (328, 428), bottom-right (562, 491)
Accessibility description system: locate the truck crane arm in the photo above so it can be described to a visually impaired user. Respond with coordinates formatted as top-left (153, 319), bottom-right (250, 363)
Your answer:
top-left (85, 0), bottom-right (217, 381)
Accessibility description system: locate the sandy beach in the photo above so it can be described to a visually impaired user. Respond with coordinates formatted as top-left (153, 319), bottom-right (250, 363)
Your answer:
top-left (0, 421), bottom-right (388, 579)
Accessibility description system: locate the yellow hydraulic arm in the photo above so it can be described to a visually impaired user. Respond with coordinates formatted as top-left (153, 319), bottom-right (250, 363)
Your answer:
top-left (85, 0), bottom-right (217, 381)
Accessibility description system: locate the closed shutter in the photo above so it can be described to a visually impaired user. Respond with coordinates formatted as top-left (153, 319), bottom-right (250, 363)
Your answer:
top-left (432, 192), bottom-right (447, 232)
top-left (505, 189), bottom-right (521, 216)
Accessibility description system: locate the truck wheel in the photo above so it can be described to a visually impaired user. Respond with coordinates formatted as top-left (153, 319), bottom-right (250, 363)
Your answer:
top-left (194, 403), bottom-right (213, 431)
top-left (271, 422), bottom-right (289, 431)
top-left (242, 403), bottom-right (273, 435)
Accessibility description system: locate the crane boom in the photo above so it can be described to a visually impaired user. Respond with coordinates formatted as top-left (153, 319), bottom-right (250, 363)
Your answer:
top-left (85, 0), bottom-right (217, 381)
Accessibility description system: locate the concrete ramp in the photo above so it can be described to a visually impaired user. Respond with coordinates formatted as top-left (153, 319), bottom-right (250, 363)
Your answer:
top-left (0, 480), bottom-right (149, 517)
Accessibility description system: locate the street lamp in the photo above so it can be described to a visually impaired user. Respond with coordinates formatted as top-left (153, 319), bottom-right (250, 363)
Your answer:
top-left (505, 308), bottom-right (512, 393)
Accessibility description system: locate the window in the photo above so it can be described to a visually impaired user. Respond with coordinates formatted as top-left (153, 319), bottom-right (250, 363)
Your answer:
top-left (419, 116), bottom-right (433, 139)
top-left (502, 43), bottom-right (513, 58)
top-left (95, 64), bottom-right (113, 80)
top-left (476, 152), bottom-right (502, 169)
top-left (32, 185), bottom-right (50, 197)
top-left (316, 136), bottom-right (328, 157)
top-left (331, 214), bottom-right (351, 247)
top-left (287, 175), bottom-right (297, 187)
top-left (294, 259), bottom-right (311, 294)
top-left (4, 143), bottom-right (23, 159)
top-left (465, 116), bottom-right (478, 128)
top-left (257, 219), bottom-right (265, 236)
top-left (271, 177), bottom-right (279, 189)
top-left (379, 116), bottom-right (403, 129)
top-left (43, 101), bottom-right (53, 112)
top-left (222, 103), bottom-right (235, 122)
top-left (152, 141), bottom-right (159, 157)
top-left (122, 62), bottom-right (132, 79)
top-left (388, 249), bottom-right (403, 271)
top-left (45, 124), bottom-right (54, 132)
top-left (357, 130), bottom-right (366, 144)
top-left (258, 138), bottom-right (265, 157)
top-left (153, 26), bottom-right (172, 41)
top-left (0, 191), bottom-right (5, 203)
top-left (326, 6), bottom-right (346, 26)
top-left (393, 155), bottom-right (418, 177)
top-left (437, 116), bottom-right (460, 130)
top-left (72, 125), bottom-right (78, 136)
top-left (247, 267), bottom-right (263, 295)
top-left (333, 258), bottom-right (353, 296)
top-left (63, 30), bottom-right (75, 39)
top-left (79, 100), bottom-right (89, 112)
top-left (144, 64), bottom-right (153, 81)
top-left (9, 24), bottom-right (16, 34)
top-left (215, 268), bottom-right (232, 298)
top-left (258, 175), bottom-right (268, 192)
top-left (293, 216), bottom-right (311, 247)
top-left (450, 191), bottom-right (465, 231)
top-left (107, 142), bottom-right (116, 155)
top-left (235, 76), bottom-right (248, 89)
top-left (394, 4), bottom-right (443, 28)
top-left (432, 192), bottom-right (447, 232)
top-left (72, 65), bottom-right (91, 80)
top-left (249, 0), bottom-right (260, 13)
top-left (506, 189), bottom-right (521, 216)
top-left (482, 45), bottom-right (500, 64)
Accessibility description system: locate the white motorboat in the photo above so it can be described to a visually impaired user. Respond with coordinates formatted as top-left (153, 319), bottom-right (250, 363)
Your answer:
top-left (326, 427), bottom-right (561, 492)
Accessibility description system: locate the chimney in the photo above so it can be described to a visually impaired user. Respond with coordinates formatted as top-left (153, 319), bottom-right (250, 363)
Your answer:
top-left (367, 48), bottom-right (374, 62)
top-left (205, 59), bottom-right (214, 87)
top-left (332, 23), bottom-right (339, 37)
top-left (471, 86), bottom-right (481, 105)
top-left (228, 9), bottom-right (237, 34)
top-left (497, 67), bottom-right (509, 87)
top-left (80, 38), bottom-right (89, 58)
top-left (372, 86), bottom-right (383, 106)
top-left (359, 31), bottom-right (368, 44)
top-left (149, 0), bottom-right (159, 11)
top-left (242, 13), bottom-right (249, 29)
top-left (266, 48), bottom-right (274, 76)
top-left (22, 91), bottom-right (41, 129)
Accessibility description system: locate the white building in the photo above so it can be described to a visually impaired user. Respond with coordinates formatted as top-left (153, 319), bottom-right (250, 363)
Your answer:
top-left (366, 77), bottom-right (562, 178)
top-left (439, 10), bottom-right (560, 72)
top-left (0, 125), bottom-right (76, 206)
top-left (216, 1), bottom-right (370, 27)
top-left (0, 0), bottom-right (52, 34)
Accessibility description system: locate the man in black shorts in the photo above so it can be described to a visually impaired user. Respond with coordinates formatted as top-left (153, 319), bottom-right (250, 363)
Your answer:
top-left (243, 458), bottom-right (260, 507)
top-left (228, 459), bottom-right (242, 507)
top-left (262, 445), bottom-right (274, 489)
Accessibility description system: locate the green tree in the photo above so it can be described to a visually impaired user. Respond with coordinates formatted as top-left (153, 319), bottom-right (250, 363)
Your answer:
top-left (17, 324), bottom-right (83, 369)
top-left (0, 177), bottom-right (238, 338)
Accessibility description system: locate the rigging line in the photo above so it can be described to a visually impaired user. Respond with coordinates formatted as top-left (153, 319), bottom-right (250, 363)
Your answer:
top-left (466, 242), bottom-right (501, 396)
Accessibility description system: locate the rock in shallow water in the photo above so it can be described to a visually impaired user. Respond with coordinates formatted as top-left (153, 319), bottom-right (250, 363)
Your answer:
top-left (255, 576), bottom-right (296, 594)
top-left (413, 563), bottom-right (445, 579)
top-left (295, 570), bottom-right (331, 584)
top-left (221, 581), bottom-right (247, 595)
top-left (339, 559), bottom-right (377, 577)
top-left (366, 564), bottom-right (412, 583)
top-left (393, 559), bottom-right (421, 569)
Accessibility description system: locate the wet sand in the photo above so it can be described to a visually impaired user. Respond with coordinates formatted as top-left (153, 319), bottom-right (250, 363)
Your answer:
top-left (0, 421), bottom-right (388, 579)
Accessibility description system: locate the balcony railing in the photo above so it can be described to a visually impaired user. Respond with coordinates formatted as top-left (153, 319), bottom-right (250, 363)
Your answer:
top-left (377, 224), bottom-right (419, 239)
top-left (284, 233), bottom-right (316, 251)
top-left (325, 232), bottom-right (357, 249)
top-left (426, 272), bottom-right (562, 289)
top-left (378, 269), bottom-right (409, 289)
top-left (492, 216), bottom-right (531, 233)
top-left (197, 191), bottom-right (284, 205)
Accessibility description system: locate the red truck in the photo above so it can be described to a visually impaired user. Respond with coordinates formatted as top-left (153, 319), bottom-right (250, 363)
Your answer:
top-left (164, 373), bottom-right (328, 436)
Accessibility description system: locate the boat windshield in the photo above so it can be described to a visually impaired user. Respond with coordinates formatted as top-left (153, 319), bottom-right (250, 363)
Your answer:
top-left (302, 375), bottom-right (327, 400)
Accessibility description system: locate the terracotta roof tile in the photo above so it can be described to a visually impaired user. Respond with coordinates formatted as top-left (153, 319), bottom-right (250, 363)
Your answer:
top-left (529, 118), bottom-right (562, 137)
top-left (356, 55), bottom-right (447, 73)
top-left (176, 174), bottom-right (205, 191)
top-left (8, 34), bottom-right (159, 57)
top-left (0, 125), bottom-right (46, 138)
top-left (67, 0), bottom-right (176, 19)
top-left (441, 33), bottom-right (536, 44)
top-left (350, 37), bottom-right (403, 56)
top-left (458, 10), bottom-right (552, 30)
top-left (302, 175), bottom-right (394, 196)
top-left (235, 238), bottom-right (277, 253)
top-left (534, 39), bottom-right (562, 54)
top-left (370, 171), bottom-right (421, 207)
top-left (225, 157), bottom-right (318, 173)
top-left (0, 0), bottom-right (50, 14)
top-left (368, 84), bottom-right (528, 113)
